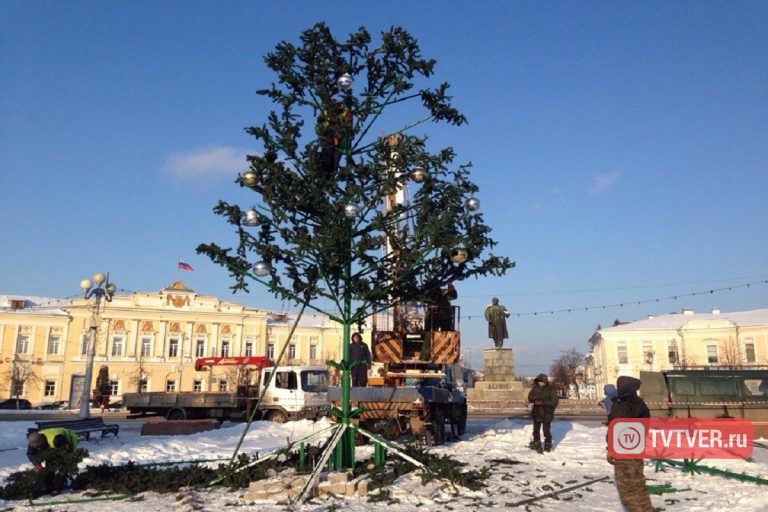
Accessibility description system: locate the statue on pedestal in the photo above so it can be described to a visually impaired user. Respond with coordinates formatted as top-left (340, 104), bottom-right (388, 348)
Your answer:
top-left (484, 297), bottom-right (510, 348)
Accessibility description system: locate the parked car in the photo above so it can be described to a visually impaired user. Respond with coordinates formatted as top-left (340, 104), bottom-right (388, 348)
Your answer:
top-left (108, 400), bottom-right (123, 411)
top-left (38, 400), bottom-right (70, 410)
top-left (0, 399), bottom-right (32, 410)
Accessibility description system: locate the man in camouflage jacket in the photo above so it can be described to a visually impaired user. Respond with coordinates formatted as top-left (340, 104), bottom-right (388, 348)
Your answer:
top-left (607, 376), bottom-right (653, 512)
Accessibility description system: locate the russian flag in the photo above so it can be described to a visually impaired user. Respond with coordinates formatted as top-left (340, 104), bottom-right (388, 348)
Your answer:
top-left (178, 259), bottom-right (194, 272)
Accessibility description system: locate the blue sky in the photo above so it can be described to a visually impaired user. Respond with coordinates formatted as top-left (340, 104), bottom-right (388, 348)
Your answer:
top-left (1, 2), bottom-right (766, 374)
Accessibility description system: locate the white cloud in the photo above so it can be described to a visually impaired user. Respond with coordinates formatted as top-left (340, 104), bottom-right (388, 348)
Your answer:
top-left (161, 146), bottom-right (249, 181)
top-left (589, 171), bottom-right (621, 196)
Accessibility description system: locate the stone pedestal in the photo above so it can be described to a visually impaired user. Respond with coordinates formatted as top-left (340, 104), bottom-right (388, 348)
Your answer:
top-left (467, 348), bottom-right (526, 411)
top-left (482, 347), bottom-right (515, 381)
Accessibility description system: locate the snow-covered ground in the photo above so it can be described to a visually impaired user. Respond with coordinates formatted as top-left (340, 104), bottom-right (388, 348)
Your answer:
top-left (0, 417), bottom-right (766, 511)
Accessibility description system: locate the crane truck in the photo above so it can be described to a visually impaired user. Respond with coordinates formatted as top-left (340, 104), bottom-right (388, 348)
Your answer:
top-left (123, 356), bottom-right (329, 423)
top-left (328, 300), bottom-right (467, 445)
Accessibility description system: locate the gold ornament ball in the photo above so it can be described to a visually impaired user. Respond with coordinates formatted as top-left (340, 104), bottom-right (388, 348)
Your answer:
top-left (410, 167), bottom-right (427, 183)
top-left (450, 248), bottom-right (468, 264)
top-left (242, 170), bottom-right (258, 187)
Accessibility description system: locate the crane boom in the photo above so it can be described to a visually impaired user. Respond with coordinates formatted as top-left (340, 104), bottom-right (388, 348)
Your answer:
top-left (193, 356), bottom-right (273, 371)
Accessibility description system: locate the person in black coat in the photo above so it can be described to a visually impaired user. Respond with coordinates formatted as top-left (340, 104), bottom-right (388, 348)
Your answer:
top-left (527, 373), bottom-right (559, 452)
top-left (349, 332), bottom-right (371, 387)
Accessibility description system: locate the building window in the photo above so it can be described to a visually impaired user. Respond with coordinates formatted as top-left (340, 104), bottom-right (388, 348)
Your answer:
top-left (193, 379), bottom-right (202, 392)
top-left (309, 344), bottom-right (317, 361)
top-left (745, 343), bottom-right (756, 363)
top-left (195, 339), bottom-right (205, 358)
top-left (288, 343), bottom-right (297, 360)
top-left (219, 379), bottom-right (228, 392)
top-left (47, 334), bottom-right (60, 355)
top-left (138, 379), bottom-right (148, 393)
top-left (707, 345), bottom-right (719, 364)
top-left (81, 333), bottom-right (90, 355)
top-left (245, 341), bottom-right (254, 357)
top-left (109, 380), bottom-right (119, 395)
top-left (111, 336), bottom-right (124, 356)
top-left (667, 341), bottom-right (678, 364)
top-left (267, 343), bottom-right (275, 360)
top-left (168, 338), bottom-right (179, 358)
top-left (642, 341), bottom-right (654, 366)
top-left (15, 334), bottom-right (30, 354)
top-left (166, 380), bottom-right (176, 392)
top-left (141, 337), bottom-right (152, 357)
top-left (44, 380), bottom-right (56, 397)
top-left (221, 340), bottom-right (230, 357)
top-left (617, 343), bottom-right (628, 365)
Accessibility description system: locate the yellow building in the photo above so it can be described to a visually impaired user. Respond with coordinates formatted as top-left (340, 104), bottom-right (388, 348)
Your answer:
top-left (589, 307), bottom-right (768, 393)
top-left (0, 282), bottom-right (343, 406)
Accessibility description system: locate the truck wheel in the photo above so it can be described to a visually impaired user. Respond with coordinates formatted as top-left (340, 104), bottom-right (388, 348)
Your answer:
top-left (451, 404), bottom-right (467, 439)
top-left (266, 410), bottom-right (288, 423)
top-left (167, 408), bottom-right (186, 421)
top-left (430, 406), bottom-right (445, 446)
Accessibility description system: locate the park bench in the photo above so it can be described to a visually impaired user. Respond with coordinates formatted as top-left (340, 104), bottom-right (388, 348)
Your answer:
top-left (27, 417), bottom-right (119, 441)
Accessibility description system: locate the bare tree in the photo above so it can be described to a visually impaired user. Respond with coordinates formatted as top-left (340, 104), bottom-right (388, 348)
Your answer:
top-left (127, 355), bottom-right (149, 393)
top-left (721, 336), bottom-right (744, 370)
top-left (550, 349), bottom-right (585, 399)
top-left (4, 356), bottom-right (41, 403)
top-left (674, 331), bottom-right (693, 369)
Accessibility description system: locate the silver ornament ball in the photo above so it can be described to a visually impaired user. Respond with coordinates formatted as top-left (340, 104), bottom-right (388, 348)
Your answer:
top-left (344, 203), bottom-right (360, 219)
top-left (252, 261), bottom-right (271, 277)
top-left (338, 73), bottom-right (353, 91)
top-left (465, 196), bottom-right (480, 211)
top-left (243, 209), bottom-right (258, 226)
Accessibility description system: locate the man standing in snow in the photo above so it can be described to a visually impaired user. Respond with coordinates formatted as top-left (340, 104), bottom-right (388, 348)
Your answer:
top-left (527, 373), bottom-right (558, 452)
top-left (606, 376), bottom-right (653, 512)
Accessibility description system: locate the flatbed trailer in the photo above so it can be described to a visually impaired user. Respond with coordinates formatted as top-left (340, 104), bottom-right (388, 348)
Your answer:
top-left (124, 364), bottom-right (329, 422)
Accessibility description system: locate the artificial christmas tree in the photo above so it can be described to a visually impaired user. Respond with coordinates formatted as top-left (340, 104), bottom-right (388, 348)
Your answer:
top-left (198, 23), bottom-right (513, 470)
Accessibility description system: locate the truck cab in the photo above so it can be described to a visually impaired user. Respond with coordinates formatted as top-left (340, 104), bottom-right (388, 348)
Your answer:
top-left (258, 365), bottom-right (329, 422)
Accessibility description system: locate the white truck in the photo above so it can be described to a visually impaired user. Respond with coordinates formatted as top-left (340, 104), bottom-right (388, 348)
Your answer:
top-left (123, 358), bottom-right (328, 423)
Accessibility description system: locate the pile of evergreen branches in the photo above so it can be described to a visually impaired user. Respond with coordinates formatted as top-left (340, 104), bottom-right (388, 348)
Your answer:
top-left (362, 443), bottom-right (490, 502)
top-left (0, 444), bottom-right (327, 501)
top-left (0, 447), bottom-right (88, 500)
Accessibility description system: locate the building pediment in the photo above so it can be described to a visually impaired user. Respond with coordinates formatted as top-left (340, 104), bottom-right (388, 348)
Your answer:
top-left (162, 281), bottom-right (194, 293)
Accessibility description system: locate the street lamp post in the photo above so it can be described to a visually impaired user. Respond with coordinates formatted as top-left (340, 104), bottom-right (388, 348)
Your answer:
top-left (79, 272), bottom-right (116, 418)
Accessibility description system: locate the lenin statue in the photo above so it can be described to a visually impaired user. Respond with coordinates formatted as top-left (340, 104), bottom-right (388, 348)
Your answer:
top-left (484, 297), bottom-right (510, 348)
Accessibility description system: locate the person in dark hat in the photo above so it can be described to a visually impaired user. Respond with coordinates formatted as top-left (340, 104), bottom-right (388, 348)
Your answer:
top-left (349, 332), bottom-right (371, 387)
top-left (606, 376), bottom-right (653, 512)
top-left (527, 373), bottom-right (559, 452)
top-left (27, 428), bottom-right (79, 494)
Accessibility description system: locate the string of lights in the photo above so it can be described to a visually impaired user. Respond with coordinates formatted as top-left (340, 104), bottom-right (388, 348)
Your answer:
top-left (457, 273), bottom-right (768, 298)
top-left (464, 279), bottom-right (768, 320)
top-left (8, 279), bottom-right (767, 320)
